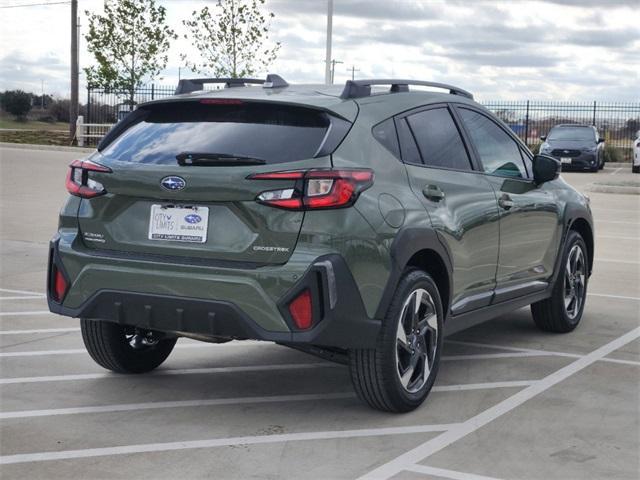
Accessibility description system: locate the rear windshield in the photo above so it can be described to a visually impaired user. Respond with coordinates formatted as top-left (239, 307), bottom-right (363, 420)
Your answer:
top-left (548, 127), bottom-right (595, 141)
top-left (99, 101), bottom-right (331, 165)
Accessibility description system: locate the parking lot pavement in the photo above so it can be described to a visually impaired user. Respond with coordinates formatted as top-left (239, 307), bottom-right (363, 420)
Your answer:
top-left (0, 146), bottom-right (638, 479)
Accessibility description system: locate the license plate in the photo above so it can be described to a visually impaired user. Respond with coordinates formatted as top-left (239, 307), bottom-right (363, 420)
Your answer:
top-left (148, 205), bottom-right (209, 243)
top-left (561, 157), bottom-right (572, 164)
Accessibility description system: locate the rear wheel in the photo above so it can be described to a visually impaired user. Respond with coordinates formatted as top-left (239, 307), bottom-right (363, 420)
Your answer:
top-left (531, 231), bottom-right (588, 333)
top-left (633, 165), bottom-right (639, 174)
top-left (349, 269), bottom-right (443, 412)
top-left (80, 319), bottom-right (177, 373)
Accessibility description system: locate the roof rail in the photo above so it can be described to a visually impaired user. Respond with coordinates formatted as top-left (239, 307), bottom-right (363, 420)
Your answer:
top-left (340, 79), bottom-right (473, 100)
top-left (175, 74), bottom-right (289, 95)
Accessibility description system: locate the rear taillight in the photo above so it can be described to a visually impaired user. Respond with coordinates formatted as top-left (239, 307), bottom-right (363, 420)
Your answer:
top-left (249, 169), bottom-right (374, 210)
top-left (66, 159), bottom-right (112, 198)
top-left (288, 289), bottom-right (313, 330)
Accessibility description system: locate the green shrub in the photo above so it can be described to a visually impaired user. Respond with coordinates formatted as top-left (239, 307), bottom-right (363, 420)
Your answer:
top-left (604, 145), bottom-right (623, 163)
top-left (1, 90), bottom-right (32, 120)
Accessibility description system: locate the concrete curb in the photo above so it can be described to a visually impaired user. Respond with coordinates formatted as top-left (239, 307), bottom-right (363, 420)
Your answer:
top-left (0, 143), bottom-right (95, 154)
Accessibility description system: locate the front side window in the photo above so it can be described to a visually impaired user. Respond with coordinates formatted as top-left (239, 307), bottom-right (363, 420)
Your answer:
top-left (405, 107), bottom-right (472, 171)
top-left (458, 108), bottom-right (527, 179)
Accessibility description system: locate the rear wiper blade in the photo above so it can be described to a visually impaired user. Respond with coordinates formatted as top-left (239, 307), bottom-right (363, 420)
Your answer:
top-left (176, 152), bottom-right (266, 166)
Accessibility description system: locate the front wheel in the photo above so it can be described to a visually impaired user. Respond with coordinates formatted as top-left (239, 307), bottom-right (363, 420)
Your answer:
top-left (633, 165), bottom-right (639, 174)
top-left (349, 269), bottom-right (444, 412)
top-left (81, 319), bottom-right (177, 373)
top-left (531, 230), bottom-right (588, 333)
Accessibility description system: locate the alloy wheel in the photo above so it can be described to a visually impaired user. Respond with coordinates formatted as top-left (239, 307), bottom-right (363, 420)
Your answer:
top-left (395, 288), bottom-right (439, 393)
top-left (564, 244), bottom-right (586, 320)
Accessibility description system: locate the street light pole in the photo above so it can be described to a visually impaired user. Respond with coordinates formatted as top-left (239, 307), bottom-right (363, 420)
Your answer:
top-left (70, 0), bottom-right (79, 141)
top-left (324, 0), bottom-right (333, 84)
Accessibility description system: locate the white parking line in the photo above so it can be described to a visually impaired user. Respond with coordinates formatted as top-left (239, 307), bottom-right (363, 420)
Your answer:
top-left (597, 235), bottom-right (638, 241)
top-left (358, 326), bottom-right (640, 479)
top-left (0, 381), bottom-right (535, 419)
top-left (405, 464), bottom-right (503, 480)
top-left (0, 296), bottom-right (47, 301)
top-left (588, 293), bottom-right (640, 301)
top-left (0, 288), bottom-right (45, 297)
top-left (597, 258), bottom-right (640, 265)
top-left (610, 167), bottom-right (622, 175)
top-left (0, 423), bottom-right (460, 465)
top-left (442, 352), bottom-right (547, 361)
top-left (0, 311), bottom-right (51, 317)
top-left (0, 362), bottom-right (339, 385)
top-left (0, 327), bottom-right (80, 335)
top-left (446, 340), bottom-right (640, 367)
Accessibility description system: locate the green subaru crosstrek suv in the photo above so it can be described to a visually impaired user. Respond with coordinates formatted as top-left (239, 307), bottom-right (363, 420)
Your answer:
top-left (48, 75), bottom-right (594, 412)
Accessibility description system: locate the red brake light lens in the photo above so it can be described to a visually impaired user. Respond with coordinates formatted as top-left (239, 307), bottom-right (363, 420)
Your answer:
top-left (288, 289), bottom-right (313, 330)
top-left (66, 159), bottom-right (111, 198)
top-left (249, 169), bottom-right (373, 210)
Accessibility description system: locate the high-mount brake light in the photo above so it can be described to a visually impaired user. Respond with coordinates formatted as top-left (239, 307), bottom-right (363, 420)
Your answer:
top-left (248, 169), bottom-right (374, 210)
top-left (199, 99), bottom-right (244, 105)
top-left (65, 159), bottom-right (112, 198)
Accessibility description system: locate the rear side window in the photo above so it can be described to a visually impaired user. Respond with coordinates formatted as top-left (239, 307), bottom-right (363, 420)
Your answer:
top-left (372, 118), bottom-right (400, 158)
top-left (458, 108), bottom-right (527, 179)
top-left (405, 108), bottom-right (472, 171)
top-left (99, 102), bottom-right (332, 165)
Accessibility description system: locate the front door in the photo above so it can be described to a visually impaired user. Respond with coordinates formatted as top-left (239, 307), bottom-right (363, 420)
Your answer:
top-left (455, 106), bottom-right (562, 302)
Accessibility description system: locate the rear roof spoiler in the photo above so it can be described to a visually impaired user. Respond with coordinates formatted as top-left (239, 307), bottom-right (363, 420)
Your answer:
top-left (175, 74), bottom-right (289, 94)
top-left (340, 79), bottom-right (473, 100)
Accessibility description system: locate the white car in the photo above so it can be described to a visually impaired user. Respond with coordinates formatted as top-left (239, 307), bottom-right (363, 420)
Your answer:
top-left (634, 130), bottom-right (639, 174)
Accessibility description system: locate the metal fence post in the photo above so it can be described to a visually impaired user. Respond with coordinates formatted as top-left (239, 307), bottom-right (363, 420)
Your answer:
top-left (592, 101), bottom-right (596, 126)
top-left (86, 88), bottom-right (91, 124)
top-left (151, 84), bottom-right (155, 100)
top-left (524, 100), bottom-right (530, 146)
top-left (76, 115), bottom-right (84, 147)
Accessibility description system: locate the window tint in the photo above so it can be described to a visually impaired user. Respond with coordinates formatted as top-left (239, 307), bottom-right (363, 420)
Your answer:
top-left (397, 118), bottom-right (422, 165)
top-left (372, 118), bottom-right (400, 158)
top-left (100, 102), bottom-right (331, 165)
top-left (458, 108), bottom-right (527, 178)
top-left (405, 108), bottom-right (472, 170)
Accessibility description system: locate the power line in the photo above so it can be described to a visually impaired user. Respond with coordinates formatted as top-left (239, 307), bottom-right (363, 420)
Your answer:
top-left (0, 1), bottom-right (70, 8)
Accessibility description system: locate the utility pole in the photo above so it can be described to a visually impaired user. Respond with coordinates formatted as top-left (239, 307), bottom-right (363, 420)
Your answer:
top-left (324, 0), bottom-right (333, 84)
top-left (70, 0), bottom-right (79, 141)
top-left (347, 65), bottom-right (360, 81)
top-left (330, 59), bottom-right (343, 84)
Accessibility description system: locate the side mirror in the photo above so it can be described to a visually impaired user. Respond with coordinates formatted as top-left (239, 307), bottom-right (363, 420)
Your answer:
top-left (532, 155), bottom-right (560, 185)
top-left (540, 135), bottom-right (547, 141)
top-left (597, 138), bottom-right (605, 144)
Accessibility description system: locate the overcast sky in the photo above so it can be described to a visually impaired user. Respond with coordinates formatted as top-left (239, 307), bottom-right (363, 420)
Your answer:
top-left (0, 0), bottom-right (638, 101)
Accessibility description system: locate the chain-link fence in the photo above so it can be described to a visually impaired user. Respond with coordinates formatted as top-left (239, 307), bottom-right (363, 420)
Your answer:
top-left (85, 86), bottom-right (639, 154)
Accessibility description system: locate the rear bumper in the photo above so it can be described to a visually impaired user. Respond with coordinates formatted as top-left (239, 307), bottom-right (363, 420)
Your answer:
top-left (47, 235), bottom-right (380, 349)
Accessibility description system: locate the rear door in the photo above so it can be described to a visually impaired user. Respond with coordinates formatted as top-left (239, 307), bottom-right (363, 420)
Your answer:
top-left (397, 104), bottom-right (500, 315)
top-left (455, 106), bottom-right (562, 301)
top-left (78, 100), bottom-right (347, 265)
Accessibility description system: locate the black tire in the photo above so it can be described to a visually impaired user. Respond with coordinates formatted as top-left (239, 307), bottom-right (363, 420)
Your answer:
top-left (633, 165), bottom-right (639, 174)
top-left (80, 319), bottom-right (177, 373)
top-left (349, 269), bottom-right (444, 413)
top-left (531, 230), bottom-right (588, 333)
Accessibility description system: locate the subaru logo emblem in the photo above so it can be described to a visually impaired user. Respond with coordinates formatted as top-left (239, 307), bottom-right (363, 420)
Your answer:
top-left (184, 214), bottom-right (202, 224)
top-left (160, 176), bottom-right (186, 191)
top-left (563, 150), bottom-right (569, 154)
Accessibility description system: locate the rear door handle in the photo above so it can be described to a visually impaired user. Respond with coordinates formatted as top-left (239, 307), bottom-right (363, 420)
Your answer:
top-left (498, 194), bottom-right (514, 210)
top-left (422, 185), bottom-right (445, 202)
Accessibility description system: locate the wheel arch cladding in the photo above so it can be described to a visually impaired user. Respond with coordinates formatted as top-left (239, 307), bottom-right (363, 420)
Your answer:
top-left (374, 227), bottom-right (453, 320)
top-left (569, 217), bottom-right (594, 275)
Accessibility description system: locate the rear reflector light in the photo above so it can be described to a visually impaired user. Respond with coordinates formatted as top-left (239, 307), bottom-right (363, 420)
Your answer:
top-left (66, 159), bottom-right (111, 198)
top-left (249, 169), bottom-right (373, 210)
top-left (50, 265), bottom-right (68, 303)
top-left (288, 289), bottom-right (313, 330)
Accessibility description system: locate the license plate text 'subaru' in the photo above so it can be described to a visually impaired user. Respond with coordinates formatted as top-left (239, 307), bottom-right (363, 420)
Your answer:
top-left (148, 205), bottom-right (209, 243)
